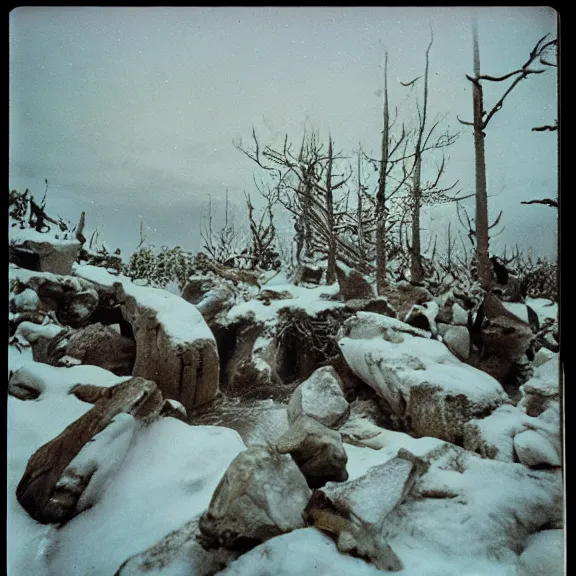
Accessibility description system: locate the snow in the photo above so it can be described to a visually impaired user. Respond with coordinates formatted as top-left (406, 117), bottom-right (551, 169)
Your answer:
top-left (518, 530), bottom-right (564, 576)
top-left (11, 288), bottom-right (40, 311)
top-left (225, 281), bottom-right (342, 326)
top-left (220, 527), bottom-right (518, 576)
top-left (74, 263), bottom-right (214, 344)
top-left (526, 298), bottom-right (557, 324)
top-left (339, 333), bottom-right (505, 404)
top-left (44, 420), bottom-right (246, 576)
top-left (10, 227), bottom-right (80, 247)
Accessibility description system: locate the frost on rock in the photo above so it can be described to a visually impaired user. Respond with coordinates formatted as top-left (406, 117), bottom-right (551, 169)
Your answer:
top-left (513, 429), bottom-right (561, 467)
top-left (338, 317), bottom-right (508, 444)
top-left (10, 288), bottom-right (41, 312)
top-left (287, 366), bottom-right (349, 428)
top-left (198, 444), bottom-right (311, 550)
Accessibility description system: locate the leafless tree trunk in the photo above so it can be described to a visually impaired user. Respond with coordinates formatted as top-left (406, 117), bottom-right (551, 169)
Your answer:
top-left (458, 17), bottom-right (557, 291)
top-left (375, 52), bottom-right (390, 295)
top-left (471, 18), bottom-right (491, 291)
top-left (325, 136), bottom-right (337, 284)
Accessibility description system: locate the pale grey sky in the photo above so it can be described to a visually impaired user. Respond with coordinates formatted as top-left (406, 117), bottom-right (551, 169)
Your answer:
top-left (9, 6), bottom-right (558, 261)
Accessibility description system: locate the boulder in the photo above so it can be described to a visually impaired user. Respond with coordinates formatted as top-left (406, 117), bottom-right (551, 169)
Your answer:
top-left (304, 449), bottom-right (428, 572)
top-left (404, 301), bottom-right (439, 334)
top-left (11, 233), bottom-right (81, 275)
top-left (291, 262), bottom-right (324, 286)
top-left (182, 275), bottom-right (236, 323)
top-left (114, 280), bottom-right (220, 412)
top-left (382, 281), bottom-right (434, 321)
top-left (276, 415), bottom-right (348, 488)
top-left (338, 315), bottom-right (508, 445)
top-left (439, 324), bottom-right (470, 361)
top-left (518, 530), bottom-right (564, 576)
top-left (518, 358), bottom-right (559, 417)
top-left (43, 323), bottom-right (136, 376)
top-left (514, 429), bottom-right (561, 467)
top-left (463, 404), bottom-right (561, 466)
top-left (335, 263), bottom-right (374, 301)
top-left (16, 377), bottom-right (163, 524)
top-left (287, 366), bottom-right (349, 428)
top-left (198, 444), bottom-right (311, 550)
top-left (344, 296), bottom-right (397, 317)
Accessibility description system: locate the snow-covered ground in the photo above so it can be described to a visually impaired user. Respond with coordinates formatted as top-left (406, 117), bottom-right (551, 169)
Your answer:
top-left (7, 262), bottom-right (562, 575)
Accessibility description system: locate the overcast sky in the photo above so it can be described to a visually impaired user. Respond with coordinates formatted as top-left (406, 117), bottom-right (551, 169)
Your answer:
top-left (9, 6), bottom-right (558, 261)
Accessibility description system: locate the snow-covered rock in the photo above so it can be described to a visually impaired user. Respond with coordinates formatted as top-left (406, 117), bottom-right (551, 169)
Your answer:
top-left (276, 414), bottom-right (348, 488)
top-left (514, 429), bottom-right (561, 467)
top-left (43, 322), bottom-right (136, 376)
top-left (338, 315), bottom-right (508, 444)
top-left (463, 403), bottom-right (561, 467)
top-left (16, 377), bottom-right (163, 524)
top-left (383, 281), bottom-right (434, 322)
top-left (518, 529), bottom-right (564, 576)
top-left (304, 449), bottom-right (427, 571)
top-left (41, 420), bottom-right (246, 576)
top-left (335, 263), bottom-right (374, 301)
top-left (439, 324), bottom-right (470, 360)
top-left (182, 275), bottom-right (236, 323)
top-left (10, 230), bottom-right (81, 275)
top-left (451, 302), bottom-right (468, 326)
top-left (518, 356), bottom-right (560, 416)
top-left (113, 277), bottom-right (220, 412)
top-left (344, 295), bottom-right (397, 317)
top-left (116, 517), bottom-right (239, 575)
top-left (10, 287), bottom-right (40, 312)
top-left (287, 366), bottom-right (349, 428)
top-left (404, 301), bottom-right (439, 334)
top-left (198, 444), bottom-right (311, 549)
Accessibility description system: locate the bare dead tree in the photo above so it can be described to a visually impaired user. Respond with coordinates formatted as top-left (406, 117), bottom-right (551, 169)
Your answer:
top-left (457, 16), bottom-right (557, 290)
top-left (521, 198), bottom-right (558, 208)
top-left (235, 129), bottom-right (359, 274)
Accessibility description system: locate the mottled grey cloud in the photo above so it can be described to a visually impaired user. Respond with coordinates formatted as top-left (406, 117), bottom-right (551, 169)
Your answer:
top-left (9, 6), bottom-right (558, 259)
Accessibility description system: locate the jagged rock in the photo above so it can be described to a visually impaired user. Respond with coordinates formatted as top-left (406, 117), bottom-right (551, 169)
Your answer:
top-left (115, 518), bottom-right (239, 576)
top-left (182, 276), bottom-right (235, 323)
top-left (287, 366), bottom-right (349, 428)
top-left (518, 530), bottom-right (564, 576)
top-left (533, 347), bottom-right (555, 368)
top-left (198, 444), bottom-right (311, 550)
top-left (114, 281), bottom-right (219, 412)
top-left (304, 449), bottom-right (427, 572)
top-left (338, 311), bottom-right (431, 343)
top-left (16, 377), bottom-right (163, 524)
top-left (339, 314), bottom-right (508, 445)
top-left (344, 296), bottom-right (397, 317)
top-left (69, 384), bottom-right (110, 404)
top-left (276, 415), bottom-right (348, 488)
top-left (514, 429), bottom-right (561, 467)
top-left (43, 323), bottom-right (136, 376)
top-left (11, 234), bottom-right (81, 275)
top-left (335, 263), bottom-right (374, 301)
top-left (404, 301), bottom-right (439, 334)
top-left (439, 324), bottom-right (470, 361)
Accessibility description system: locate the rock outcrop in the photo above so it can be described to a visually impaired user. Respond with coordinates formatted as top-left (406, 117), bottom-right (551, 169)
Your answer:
top-left (16, 377), bottom-right (163, 524)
